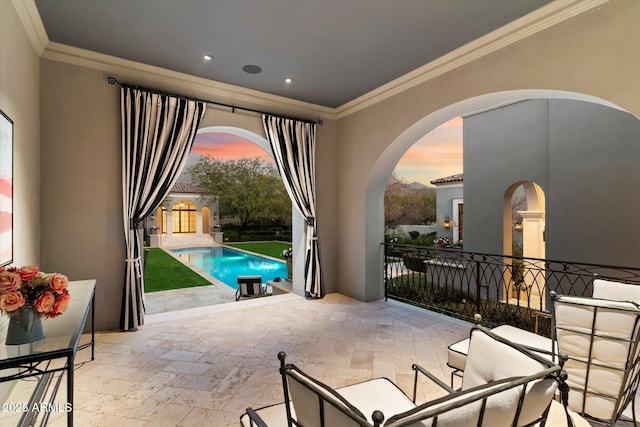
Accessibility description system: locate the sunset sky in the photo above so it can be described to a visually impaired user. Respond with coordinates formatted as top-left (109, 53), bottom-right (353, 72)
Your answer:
top-left (192, 116), bottom-right (463, 186)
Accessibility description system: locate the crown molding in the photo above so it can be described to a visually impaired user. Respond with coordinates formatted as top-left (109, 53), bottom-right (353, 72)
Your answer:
top-left (26, 0), bottom-right (608, 121)
top-left (334, 0), bottom-right (610, 119)
top-left (12, 0), bottom-right (49, 56)
top-left (41, 42), bottom-right (336, 121)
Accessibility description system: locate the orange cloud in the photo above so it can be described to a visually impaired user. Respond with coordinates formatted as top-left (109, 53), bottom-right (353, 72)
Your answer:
top-left (395, 117), bottom-right (463, 185)
top-left (193, 132), bottom-right (273, 163)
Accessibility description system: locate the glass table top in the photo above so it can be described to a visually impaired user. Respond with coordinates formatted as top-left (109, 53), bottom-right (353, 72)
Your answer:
top-left (0, 280), bottom-right (95, 363)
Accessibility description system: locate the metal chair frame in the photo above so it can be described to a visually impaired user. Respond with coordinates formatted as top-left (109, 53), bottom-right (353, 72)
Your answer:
top-left (551, 292), bottom-right (640, 426)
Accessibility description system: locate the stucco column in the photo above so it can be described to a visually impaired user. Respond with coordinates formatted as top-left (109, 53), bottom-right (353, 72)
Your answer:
top-left (166, 207), bottom-right (173, 238)
top-left (519, 210), bottom-right (546, 301)
top-left (196, 210), bottom-right (203, 235)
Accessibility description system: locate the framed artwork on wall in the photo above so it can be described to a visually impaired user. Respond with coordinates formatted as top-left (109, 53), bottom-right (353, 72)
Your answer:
top-left (0, 109), bottom-right (13, 267)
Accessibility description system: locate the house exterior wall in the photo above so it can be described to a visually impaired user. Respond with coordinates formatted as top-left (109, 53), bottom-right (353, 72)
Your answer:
top-left (433, 183), bottom-right (463, 241)
top-left (6, 0), bottom-right (638, 329)
top-left (464, 99), bottom-right (640, 269)
top-left (463, 99), bottom-right (549, 255)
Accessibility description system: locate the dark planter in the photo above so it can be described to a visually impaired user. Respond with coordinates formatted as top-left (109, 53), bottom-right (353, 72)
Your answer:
top-left (286, 258), bottom-right (293, 281)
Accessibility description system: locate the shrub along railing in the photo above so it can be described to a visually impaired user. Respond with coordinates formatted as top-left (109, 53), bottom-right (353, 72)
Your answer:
top-left (383, 242), bottom-right (640, 336)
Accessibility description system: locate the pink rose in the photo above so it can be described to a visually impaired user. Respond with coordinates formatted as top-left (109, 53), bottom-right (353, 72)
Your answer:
top-left (0, 271), bottom-right (21, 294)
top-left (48, 292), bottom-right (71, 318)
top-left (34, 291), bottom-right (56, 314)
top-left (18, 265), bottom-right (39, 282)
top-left (0, 291), bottom-right (25, 312)
top-left (49, 274), bottom-right (69, 294)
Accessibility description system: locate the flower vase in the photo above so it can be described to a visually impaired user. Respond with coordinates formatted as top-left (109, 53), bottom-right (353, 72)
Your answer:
top-left (6, 308), bottom-right (44, 345)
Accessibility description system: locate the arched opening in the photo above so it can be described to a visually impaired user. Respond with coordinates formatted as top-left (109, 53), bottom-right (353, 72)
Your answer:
top-left (504, 181), bottom-right (546, 306)
top-left (190, 126), bottom-right (303, 293)
top-left (367, 89), bottom-right (630, 302)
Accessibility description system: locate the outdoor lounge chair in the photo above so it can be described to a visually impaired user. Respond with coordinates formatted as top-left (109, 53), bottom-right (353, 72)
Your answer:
top-left (241, 325), bottom-right (590, 426)
top-left (551, 291), bottom-right (640, 426)
top-left (593, 277), bottom-right (640, 304)
top-left (236, 275), bottom-right (266, 301)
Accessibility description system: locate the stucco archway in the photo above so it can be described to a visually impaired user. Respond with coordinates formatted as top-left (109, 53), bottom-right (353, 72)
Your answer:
top-left (195, 126), bottom-right (305, 295)
top-left (365, 89), bottom-right (630, 301)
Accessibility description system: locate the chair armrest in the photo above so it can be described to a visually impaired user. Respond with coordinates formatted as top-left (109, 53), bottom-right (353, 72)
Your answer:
top-left (411, 363), bottom-right (455, 402)
top-left (244, 407), bottom-right (268, 427)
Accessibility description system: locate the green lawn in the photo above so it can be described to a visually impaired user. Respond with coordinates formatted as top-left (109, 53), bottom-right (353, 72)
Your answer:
top-left (226, 241), bottom-right (291, 259)
top-left (144, 248), bottom-right (210, 292)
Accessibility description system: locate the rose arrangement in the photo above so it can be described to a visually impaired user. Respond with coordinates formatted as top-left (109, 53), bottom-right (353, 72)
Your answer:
top-left (0, 265), bottom-right (70, 318)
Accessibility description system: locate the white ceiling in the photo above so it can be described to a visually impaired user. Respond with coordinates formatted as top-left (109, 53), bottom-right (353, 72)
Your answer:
top-left (34, 0), bottom-right (552, 109)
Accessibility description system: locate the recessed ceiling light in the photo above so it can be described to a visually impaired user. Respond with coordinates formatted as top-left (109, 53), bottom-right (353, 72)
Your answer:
top-left (284, 77), bottom-right (293, 84)
top-left (203, 54), bottom-right (213, 61)
top-left (242, 64), bottom-right (262, 74)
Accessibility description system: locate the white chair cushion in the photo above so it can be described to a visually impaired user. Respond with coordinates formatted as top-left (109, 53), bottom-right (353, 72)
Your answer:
top-left (447, 325), bottom-right (554, 372)
top-left (554, 294), bottom-right (640, 420)
top-left (593, 278), bottom-right (640, 304)
top-left (240, 401), bottom-right (294, 427)
top-left (385, 379), bottom-right (522, 427)
top-left (447, 337), bottom-right (469, 371)
top-left (546, 400), bottom-right (592, 427)
top-left (461, 329), bottom-right (558, 426)
top-left (336, 378), bottom-right (416, 424)
top-left (285, 366), bottom-right (369, 427)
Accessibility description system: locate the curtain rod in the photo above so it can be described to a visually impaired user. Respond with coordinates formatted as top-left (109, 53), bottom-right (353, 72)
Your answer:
top-left (107, 77), bottom-right (321, 125)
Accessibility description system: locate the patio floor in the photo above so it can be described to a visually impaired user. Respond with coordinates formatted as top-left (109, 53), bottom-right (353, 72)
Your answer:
top-left (8, 290), bottom-right (637, 426)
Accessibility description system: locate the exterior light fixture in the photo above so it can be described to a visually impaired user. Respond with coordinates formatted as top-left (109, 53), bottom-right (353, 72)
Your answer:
top-left (203, 54), bottom-right (213, 61)
top-left (443, 217), bottom-right (452, 229)
top-left (284, 77), bottom-right (293, 84)
top-left (514, 220), bottom-right (523, 232)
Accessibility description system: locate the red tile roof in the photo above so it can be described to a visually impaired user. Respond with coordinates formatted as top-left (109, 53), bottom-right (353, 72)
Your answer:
top-left (171, 182), bottom-right (206, 193)
top-left (430, 173), bottom-right (463, 185)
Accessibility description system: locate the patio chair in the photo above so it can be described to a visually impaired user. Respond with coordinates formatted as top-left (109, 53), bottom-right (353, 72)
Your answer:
top-left (551, 291), bottom-right (640, 426)
top-left (241, 325), bottom-right (590, 426)
top-left (236, 275), bottom-right (266, 301)
top-left (592, 277), bottom-right (640, 304)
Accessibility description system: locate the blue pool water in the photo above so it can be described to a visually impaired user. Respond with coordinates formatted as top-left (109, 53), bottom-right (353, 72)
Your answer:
top-left (171, 247), bottom-right (287, 289)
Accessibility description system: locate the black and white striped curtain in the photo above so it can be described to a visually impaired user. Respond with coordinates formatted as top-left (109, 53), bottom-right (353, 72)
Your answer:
top-left (121, 87), bottom-right (206, 330)
top-left (262, 115), bottom-right (323, 298)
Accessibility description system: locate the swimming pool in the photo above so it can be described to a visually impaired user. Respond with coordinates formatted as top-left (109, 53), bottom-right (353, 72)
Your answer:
top-left (171, 246), bottom-right (287, 289)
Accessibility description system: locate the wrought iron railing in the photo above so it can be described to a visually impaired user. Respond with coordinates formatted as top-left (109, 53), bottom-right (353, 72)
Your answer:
top-left (383, 242), bottom-right (640, 336)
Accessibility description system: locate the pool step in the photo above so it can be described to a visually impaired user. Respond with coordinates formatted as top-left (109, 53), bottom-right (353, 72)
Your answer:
top-left (268, 279), bottom-right (292, 295)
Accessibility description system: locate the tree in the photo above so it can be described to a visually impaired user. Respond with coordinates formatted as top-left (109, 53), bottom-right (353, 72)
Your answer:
top-left (189, 157), bottom-right (291, 229)
top-left (384, 173), bottom-right (436, 230)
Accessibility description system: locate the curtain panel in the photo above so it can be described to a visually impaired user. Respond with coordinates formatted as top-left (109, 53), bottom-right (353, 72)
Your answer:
top-left (262, 115), bottom-right (323, 298)
top-left (121, 87), bottom-right (206, 330)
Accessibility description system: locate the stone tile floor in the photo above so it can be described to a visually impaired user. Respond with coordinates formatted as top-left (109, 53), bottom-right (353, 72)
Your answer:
top-left (3, 290), bottom-right (638, 426)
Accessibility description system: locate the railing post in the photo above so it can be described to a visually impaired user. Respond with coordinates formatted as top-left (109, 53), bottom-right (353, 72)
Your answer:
top-left (383, 243), bottom-right (388, 301)
top-left (475, 259), bottom-right (482, 316)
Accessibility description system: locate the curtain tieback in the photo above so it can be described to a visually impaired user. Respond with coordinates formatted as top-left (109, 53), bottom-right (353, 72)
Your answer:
top-left (125, 256), bottom-right (142, 278)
